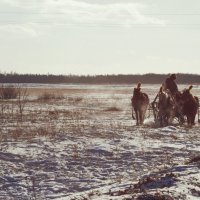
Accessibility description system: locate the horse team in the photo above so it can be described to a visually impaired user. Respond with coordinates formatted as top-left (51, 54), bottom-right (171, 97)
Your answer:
top-left (131, 83), bottom-right (200, 126)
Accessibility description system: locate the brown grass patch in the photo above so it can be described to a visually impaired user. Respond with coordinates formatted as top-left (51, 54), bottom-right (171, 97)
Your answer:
top-left (104, 107), bottom-right (121, 112)
top-left (187, 154), bottom-right (200, 164)
top-left (37, 92), bottom-right (64, 101)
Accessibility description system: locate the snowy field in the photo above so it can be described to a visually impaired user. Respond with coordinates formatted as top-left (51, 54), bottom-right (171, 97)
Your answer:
top-left (0, 84), bottom-right (200, 200)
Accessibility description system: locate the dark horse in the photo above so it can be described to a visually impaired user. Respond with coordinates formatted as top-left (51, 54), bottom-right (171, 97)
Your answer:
top-left (175, 85), bottom-right (199, 125)
top-left (131, 83), bottom-right (149, 125)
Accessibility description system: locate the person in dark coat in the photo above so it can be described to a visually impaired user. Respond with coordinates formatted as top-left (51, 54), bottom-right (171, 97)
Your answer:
top-left (165, 74), bottom-right (178, 96)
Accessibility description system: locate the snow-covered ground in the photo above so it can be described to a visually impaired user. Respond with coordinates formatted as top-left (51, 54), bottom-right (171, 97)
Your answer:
top-left (0, 84), bottom-right (200, 200)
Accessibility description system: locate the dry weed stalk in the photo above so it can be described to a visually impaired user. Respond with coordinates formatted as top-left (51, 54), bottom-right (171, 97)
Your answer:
top-left (72, 144), bottom-right (79, 159)
top-left (16, 85), bottom-right (29, 121)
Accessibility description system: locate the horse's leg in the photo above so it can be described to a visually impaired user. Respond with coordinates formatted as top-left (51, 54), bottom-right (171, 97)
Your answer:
top-left (160, 117), bottom-right (163, 127)
top-left (138, 111), bottom-right (141, 125)
top-left (162, 115), bottom-right (166, 126)
top-left (191, 114), bottom-right (196, 125)
top-left (163, 115), bottom-right (167, 126)
top-left (158, 110), bottom-right (163, 127)
top-left (140, 109), bottom-right (145, 125)
top-left (187, 115), bottom-right (191, 125)
top-left (179, 113), bottom-right (185, 125)
top-left (135, 110), bottom-right (139, 125)
top-left (132, 107), bottom-right (135, 120)
top-left (166, 112), bottom-right (172, 125)
top-left (168, 114), bottom-right (173, 125)
top-left (166, 115), bottom-right (169, 126)
top-left (141, 110), bottom-right (145, 125)
top-left (142, 106), bottom-right (148, 125)
top-left (152, 102), bottom-right (157, 122)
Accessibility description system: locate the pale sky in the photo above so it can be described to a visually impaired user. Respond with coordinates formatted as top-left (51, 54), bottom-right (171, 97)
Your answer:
top-left (0, 0), bottom-right (200, 75)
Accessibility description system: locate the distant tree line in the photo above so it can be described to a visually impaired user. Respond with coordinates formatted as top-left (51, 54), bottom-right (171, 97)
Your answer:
top-left (0, 73), bottom-right (200, 84)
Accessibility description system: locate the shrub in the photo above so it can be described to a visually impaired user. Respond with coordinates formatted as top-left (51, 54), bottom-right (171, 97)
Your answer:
top-left (0, 85), bottom-right (18, 99)
top-left (37, 92), bottom-right (64, 101)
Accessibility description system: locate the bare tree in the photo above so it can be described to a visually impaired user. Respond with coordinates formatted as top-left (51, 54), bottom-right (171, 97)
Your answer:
top-left (16, 85), bottom-right (29, 121)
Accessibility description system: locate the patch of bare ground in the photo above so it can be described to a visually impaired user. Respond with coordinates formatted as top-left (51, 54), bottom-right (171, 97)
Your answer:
top-left (104, 106), bottom-right (121, 112)
top-left (187, 154), bottom-right (200, 164)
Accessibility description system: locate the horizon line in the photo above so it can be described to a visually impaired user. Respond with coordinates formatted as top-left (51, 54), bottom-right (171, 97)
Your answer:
top-left (1, 72), bottom-right (200, 76)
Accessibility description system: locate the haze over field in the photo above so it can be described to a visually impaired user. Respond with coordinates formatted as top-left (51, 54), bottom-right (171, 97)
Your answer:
top-left (0, 0), bottom-right (200, 75)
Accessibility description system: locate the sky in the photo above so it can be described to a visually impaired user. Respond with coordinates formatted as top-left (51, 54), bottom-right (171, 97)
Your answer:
top-left (0, 0), bottom-right (200, 75)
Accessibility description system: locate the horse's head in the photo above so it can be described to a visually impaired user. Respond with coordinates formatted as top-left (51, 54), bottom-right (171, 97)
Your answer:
top-left (132, 82), bottom-right (149, 107)
top-left (133, 88), bottom-right (141, 97)
top-left (181, 85), bottom-right (193, 102)
top-left (133, 82), bottom-right (141, 97)
top-left (158, 87), bottom-right (168, 104)
top-left (158, 86), bottom-right (173, 110)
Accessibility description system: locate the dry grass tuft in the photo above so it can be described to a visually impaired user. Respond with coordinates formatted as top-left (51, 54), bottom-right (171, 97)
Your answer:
top-left (37, 92), bottom-right (64, 101)
top-left (136, 193), bottom-right (174, 200)
top-left (66, 97), bottom-right (83, 103)
top-left (104, 107), bottom-right (121, 112)
top-left (187, 154), bottom-right (200, 164)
